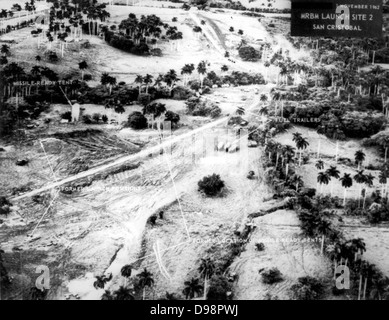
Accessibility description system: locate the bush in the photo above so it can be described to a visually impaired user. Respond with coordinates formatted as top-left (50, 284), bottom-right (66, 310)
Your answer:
top-left (185, 97), bottom-right (200, 113)
top-left (164, 111), bottom-right (180, 127)
top-left (238, 46), bottom-right (260, 61)
top-left (289, 104), bottom-right (324, 128)
top-left (207, 275), bottom-right (232, 300)
top-left (92, 113), bottom-right (101, 123)
top-left (143, 103), bottom-right (166, 118)
top-left (0, 56), bottom-right (8, 65)
top-left (138, 93), bottom-right (151, 107)
top-left (255, 243), bottom-right (265, 251)
top-left (222, 72), bottom-right (265, 86)
top-left (210, 106), bottom-right (222, 118)
top-left (189, 80), bottom-right (201, 91)
top-left (102, 115), bottom-right (108, 123)
top-left (172, 86), bottom-right (193, 100)
top-left (0, 196), bottom-right (11, 216)
top-left (83, 74), bottom-right (92, 81)
top-left (128, 111), bottom-right (148, 129)
top-left (261, 268), bottom-right (283, 284)
top-left (105, 32), bottom-right (150, 56)
top-left (206, 71), bottom-right (220, 84)
top-left (61, 111), bottom-right (72, 121)
top-left (45, 50), bottom-right (58, 62)
top-left (290, 276), bottom-right (324, 300)
top-left (186, 98), bottom-right (221, 118)
top-left (198, 174), bottom-right (225, 197)
top-left (341, 111), bottom-right (386, 138)
top-left (366, 203), bottom-right (389, 224)
top-left (83, 114), bottom-right (92, 124)
top-left (150, 48), bottom-right (163, 57)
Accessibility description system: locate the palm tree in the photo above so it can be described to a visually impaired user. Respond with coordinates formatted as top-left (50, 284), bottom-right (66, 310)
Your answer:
top-left (355, 150), bottom-right (366, 170)
top-left (221, 65), bottom-right (228, 73)
top-left (101, 72), bottom-right (111, 88)
top-left (35, 55), bottom-right (41, 63)
top-left (107, 75), bottom-right (116, 95)
top-left (113, 286), bottom-right (135, 300)
top-left (315, 160), bottom-right (324, 170)
top-left (163, 69), bottom-right (179, 93)
top-left (31, 66), bottom-right (41, 76)
top-left (197, 60), bottom-right (207, 88)
top-left (290, 174), bottom-right (303, 192)
top-left (363, 173), bottom-right (375, 208)
top-left (260, 94), bottom-right (268, 105)
top-left (354, 170), bottom-right (367, 207)
top-left (348, 238), bottom-right (366, 261)
top-left (379, 170), bottom-right (388, 197)
top-left (295, 136), bottom-right (309, 166)
top-left (183, 277), bottom-right (203, 300)
top-left (135, 75), bottom-right (144, 94)
top-left (264, 61), bottom-right (271, 82)
top-left (259, 106), bottom-right (268, 116)
top-left (137, 268), bottom-right (154, 300)
top-left (121, 264), bottom-right (132, 286)
top-left (317, 171), bottom-right (330, 194)
top-left (93, 273), bottom-right (112, 290)
top-left (292, 132), bottom-right (302, 144)
top-left (325, 166), bottom-right (340, 197)
top-left (282, 145), bottom-right (295, 176)
top-left (340, 173), bottom-right (353, 206)
top-left (181, 64), bottom-right (195, 85)
top-left (78, 60), bottom-right (88, 80)
top-left (1, 45), bottom-right (10, 56)
top-left (198, 258), bottom-right (215, 300)
top-left (317, 219), bottom-right (332, 255)
top-left (143, 74), bottom-right (153, 94)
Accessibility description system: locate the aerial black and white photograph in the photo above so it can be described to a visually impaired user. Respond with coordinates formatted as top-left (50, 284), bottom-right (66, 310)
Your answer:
top-left (0, 0), bottom-right (389, 303)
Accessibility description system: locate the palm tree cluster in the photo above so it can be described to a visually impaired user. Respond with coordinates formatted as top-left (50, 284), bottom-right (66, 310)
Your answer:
top-left (262, 112), bottom-right (389, 300)
top-left (314, 148), bottom-right (379, 209)
top-left (1, 62), bottom-right (63, 98)
top-left (32, 0), bottom-right (110, 56)
top-left (288, 36), bottom-right (389, 93)
top-left (100, 266), bottom-right (155, 300)
top-left (24, 0), bottom-right (36, 14)
top-left (293, 193), bottom-right (389, 299)
top-left (259, 34), bottom-right (389, 300)
top-left (134, 69), bottom-right (179, 96)
top-left (282, 166), bottom-right (389, 300)
top-left (102, 13), bottom-right (183, 54)
top-left (0, 9), bottom-right (15, 20)
top-left (264, 140), bottom-right (304, 193)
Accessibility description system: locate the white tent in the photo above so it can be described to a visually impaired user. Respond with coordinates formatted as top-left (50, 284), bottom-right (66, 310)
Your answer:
top-left (72, 103), bottom-right (81, 122)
